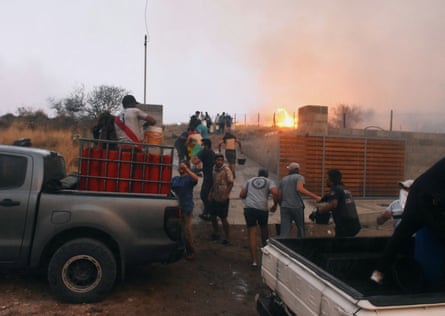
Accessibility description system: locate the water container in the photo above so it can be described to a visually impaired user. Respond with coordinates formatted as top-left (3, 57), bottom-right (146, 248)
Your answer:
top-left (144, 126), bottom-right (163, 145)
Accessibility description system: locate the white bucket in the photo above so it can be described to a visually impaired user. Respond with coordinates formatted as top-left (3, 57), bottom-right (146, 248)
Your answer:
top-left (144, 126), bottom-right (163, 145)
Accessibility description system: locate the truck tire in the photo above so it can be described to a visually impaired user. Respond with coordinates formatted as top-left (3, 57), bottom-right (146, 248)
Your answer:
top-left (47, 238), bottom-right (117, 303)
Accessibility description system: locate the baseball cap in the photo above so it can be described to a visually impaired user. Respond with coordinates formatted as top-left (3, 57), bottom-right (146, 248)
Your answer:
top-left (398, 179), bottom-right (414, 189)
top-left (122, 95), bottom-right (139, 107)
top-left (286, 162), bottom-right (300, 171)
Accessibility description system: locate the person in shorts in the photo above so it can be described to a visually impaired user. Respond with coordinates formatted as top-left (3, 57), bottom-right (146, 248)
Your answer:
top-left (218, 128), bottom-right (242, 178)
top-left (171, 160), bottom-right (199, 260)
top-left (240, 168), bottom-right (279, 268)
top-left (208, 154), bottom-right (234, 244)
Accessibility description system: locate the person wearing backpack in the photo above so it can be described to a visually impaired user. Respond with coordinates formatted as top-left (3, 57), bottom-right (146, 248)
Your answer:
top-left (316, 168), bottom-right (361, 237)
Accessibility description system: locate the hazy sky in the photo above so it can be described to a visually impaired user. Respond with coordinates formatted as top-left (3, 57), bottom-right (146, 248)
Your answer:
top-left (1, 0), bottom-right (445, 131)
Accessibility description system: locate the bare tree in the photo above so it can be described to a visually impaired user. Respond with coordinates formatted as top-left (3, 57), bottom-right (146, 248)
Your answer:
top-left (85, 85), bottom-right (129, 119)
top-left (49, 85), bottom-right (87, 118)
top-left (16, 107), bottom-right (50, 130)
top-left (329, 104), bottom-right (367, 128)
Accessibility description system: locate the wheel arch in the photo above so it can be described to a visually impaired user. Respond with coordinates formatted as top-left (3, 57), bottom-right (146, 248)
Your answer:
top-left (39, 228), bottom-right (124, 280)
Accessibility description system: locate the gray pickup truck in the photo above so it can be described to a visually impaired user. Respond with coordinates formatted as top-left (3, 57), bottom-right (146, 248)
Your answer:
top-left (0, 143), bottom-right (183, 303)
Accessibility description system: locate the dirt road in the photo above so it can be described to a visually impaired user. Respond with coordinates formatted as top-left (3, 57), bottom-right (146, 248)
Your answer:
top-left (0, 222), bottom-right (271, 316)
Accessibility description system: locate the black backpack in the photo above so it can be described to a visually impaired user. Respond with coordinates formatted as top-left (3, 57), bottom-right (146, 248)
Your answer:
top-left (92, 112), bottom-right (118, 149)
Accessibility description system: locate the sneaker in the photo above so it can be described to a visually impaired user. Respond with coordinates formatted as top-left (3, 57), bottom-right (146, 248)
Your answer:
top-left (370, 270), bottom-right (383, 284)
top-left (250, 262), bottom-right (258, 270)
top-left (210, 233), bottom-right (220, 241)
top-left (185, 253), bottom-right (195, 261)
top-left (199, 213), bottom-right (211, 221)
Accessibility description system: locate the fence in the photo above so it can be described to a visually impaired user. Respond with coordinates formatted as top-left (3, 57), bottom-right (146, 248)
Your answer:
top-left (279, 135), bottom-right (405, 198)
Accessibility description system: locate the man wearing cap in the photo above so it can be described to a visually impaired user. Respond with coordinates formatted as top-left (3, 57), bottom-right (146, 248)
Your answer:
top-left (376, 180), bottom-right (413, 230)
top-left (115, 95), bottom-right (156, 143)
top-left (278, 162), bottom-right (321, 237)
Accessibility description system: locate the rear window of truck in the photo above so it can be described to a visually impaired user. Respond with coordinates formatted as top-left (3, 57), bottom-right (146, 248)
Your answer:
top-left (0, 154), bottom-right (27, 189)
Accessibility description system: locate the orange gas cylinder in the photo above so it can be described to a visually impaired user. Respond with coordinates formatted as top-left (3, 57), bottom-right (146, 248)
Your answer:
top-left (88, 148), bottom-right (102, 191)
top-left (132, 152), bottom-right (145, 193)
top-left (146, 154), bottom-right (161, 194)
top-left (101, 150), bottom-right (118, 192)
top-left (118, 151), bottom-right (132, 192)
top-left (160, 154), bottom-right (172, 194)
top-left (79, 147), bottom-right (90, 190)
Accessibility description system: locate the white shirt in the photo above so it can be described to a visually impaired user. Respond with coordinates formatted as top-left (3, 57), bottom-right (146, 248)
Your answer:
top-left (115, 108), bottom-right (148, 141)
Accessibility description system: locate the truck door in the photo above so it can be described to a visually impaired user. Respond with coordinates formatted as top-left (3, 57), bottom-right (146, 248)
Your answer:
top-left (0, 153), bottom-right (32, 263)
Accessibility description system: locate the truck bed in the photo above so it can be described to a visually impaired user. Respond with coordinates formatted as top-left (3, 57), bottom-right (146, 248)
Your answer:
top-left (262, 237), bottom-right (445, 314)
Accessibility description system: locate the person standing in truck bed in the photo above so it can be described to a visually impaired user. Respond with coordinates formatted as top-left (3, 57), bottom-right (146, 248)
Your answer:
top-left (114, 95), bottom-right (156, 143)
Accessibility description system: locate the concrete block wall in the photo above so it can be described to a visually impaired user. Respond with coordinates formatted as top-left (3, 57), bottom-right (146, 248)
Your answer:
top-left (327, 127), bottom-right (445, 179)
top-left (240, 130), bottom-right (280, 177)
top-left (241, 104), bottom-right (445, 182)
top-left (297, 105), bottom-right (329, 135)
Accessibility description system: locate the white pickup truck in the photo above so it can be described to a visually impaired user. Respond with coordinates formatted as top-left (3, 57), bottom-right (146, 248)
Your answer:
top-left (257, 236), bottom-right (445, 315)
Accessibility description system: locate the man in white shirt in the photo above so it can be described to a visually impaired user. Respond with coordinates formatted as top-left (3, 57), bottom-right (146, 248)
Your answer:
top-left (115, 95), bottom-right (156, 142)
top-left (376, 179), bottom-right (413, 230)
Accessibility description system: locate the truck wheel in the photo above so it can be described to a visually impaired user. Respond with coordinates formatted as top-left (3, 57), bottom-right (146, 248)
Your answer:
top-left (47, 238), bottom-right (117, 303)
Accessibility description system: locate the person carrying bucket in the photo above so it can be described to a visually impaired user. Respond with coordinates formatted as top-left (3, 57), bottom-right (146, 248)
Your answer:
top-left (114, 95), bottom-right (156, 144)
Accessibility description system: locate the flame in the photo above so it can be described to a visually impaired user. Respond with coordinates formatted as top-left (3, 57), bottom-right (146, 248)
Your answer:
top-left (274, 108), bottom-right (296, 128)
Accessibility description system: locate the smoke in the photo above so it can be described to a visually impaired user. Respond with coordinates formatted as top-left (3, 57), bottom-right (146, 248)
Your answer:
top-left (241, 0), bottom-right (445, 132)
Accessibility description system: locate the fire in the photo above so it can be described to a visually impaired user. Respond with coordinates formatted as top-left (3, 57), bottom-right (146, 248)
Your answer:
top-left (274, 108), bottom-right (296, 128)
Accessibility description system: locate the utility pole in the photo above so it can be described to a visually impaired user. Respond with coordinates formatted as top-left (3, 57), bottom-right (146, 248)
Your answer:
top-left (390, 110), bottom-right (393, 131)
top-left (144, 34), bottom-right (148, 104)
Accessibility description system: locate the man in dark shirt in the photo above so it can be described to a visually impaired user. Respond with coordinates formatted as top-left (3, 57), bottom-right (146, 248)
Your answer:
top-left (317, 169), bottom-right (361, 237)
top-left (174, 130), bottom-right (189, 162)
top-left (371, 157), bottom-right (445, 284)
top-left (192, 138), bottom-right (215, 221)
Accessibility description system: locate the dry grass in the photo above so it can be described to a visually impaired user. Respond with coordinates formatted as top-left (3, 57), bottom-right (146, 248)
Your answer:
top-left (0, 122), bottom-right (277, 174)
top-left (0, 123), bottom-right (81, 173)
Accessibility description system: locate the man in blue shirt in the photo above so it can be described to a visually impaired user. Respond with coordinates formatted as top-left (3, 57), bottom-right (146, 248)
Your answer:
top-left (171, 161), bottom-right (199, 260)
